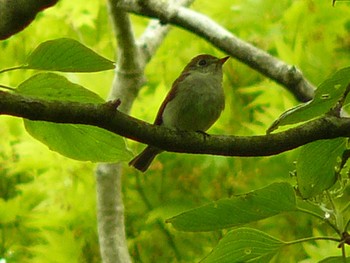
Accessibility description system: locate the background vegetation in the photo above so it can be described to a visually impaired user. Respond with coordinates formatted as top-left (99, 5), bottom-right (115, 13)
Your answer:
top-left (0, 0), bottom-right (350, 262)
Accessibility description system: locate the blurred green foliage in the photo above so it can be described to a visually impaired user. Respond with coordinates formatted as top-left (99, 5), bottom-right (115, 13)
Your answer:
top-left (0, 0), bottom-right (350, 262)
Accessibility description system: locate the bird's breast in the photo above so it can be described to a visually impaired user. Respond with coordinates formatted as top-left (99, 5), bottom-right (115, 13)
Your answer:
top-left (162, 77), bottom-right (224, 131)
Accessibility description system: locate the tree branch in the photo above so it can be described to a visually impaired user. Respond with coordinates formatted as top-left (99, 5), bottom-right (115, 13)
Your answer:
top-left (95, 163), bottom-right (130, 263)
top-left (118, 0), bottom-right (315, 102)
top-left (0, 0), bottom-right (59, 40)
top-left (1, 91), bottom-right (349, 157)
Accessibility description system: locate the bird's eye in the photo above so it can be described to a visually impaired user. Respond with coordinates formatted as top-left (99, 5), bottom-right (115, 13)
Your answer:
top-left (198, 59), bottom-right (207, 66)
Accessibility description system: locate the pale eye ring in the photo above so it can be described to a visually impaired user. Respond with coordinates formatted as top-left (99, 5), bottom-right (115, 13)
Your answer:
top-left (198, 59), bottom-right (207, 66)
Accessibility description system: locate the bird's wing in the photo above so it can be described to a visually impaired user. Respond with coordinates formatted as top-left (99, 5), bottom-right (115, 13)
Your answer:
top-left (153, 72), bottom-right (190, 125)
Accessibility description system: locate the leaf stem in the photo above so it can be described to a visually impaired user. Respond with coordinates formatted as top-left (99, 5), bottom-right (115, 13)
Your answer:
top-left (326, 191), bottom-right (344, 231)
top-left (341, 201), bottom-right (350, 214)
top-left (296, 207), bottom-right (341, 235)
top-left (326, 191), bottom-right (337, 212)
top-left (285, 236), bottom-right (341, 246)
top-left (0, 66), bottom-right (25, 74)
top-left (0, 84), bottom-right (15, 91)
top-left (341, 243), bottom-right (346, 262)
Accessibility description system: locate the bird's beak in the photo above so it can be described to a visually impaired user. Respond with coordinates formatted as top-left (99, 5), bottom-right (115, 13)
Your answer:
top-left (219, 56), bottom-right (230, 65)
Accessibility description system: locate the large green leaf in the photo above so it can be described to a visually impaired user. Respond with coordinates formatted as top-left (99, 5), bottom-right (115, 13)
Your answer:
top-left (25, 38), bottom-right (115, 72)
top-left (201, 228), bottom-right (285, 263)
top-left (16, 72), bottom-right (104, 103)
top-left (16, 73), bottom-right (132, 162)
top-left (167, 182), bottom-right (296, 232)
top-left (296, 138), bottom-right (346, 199)
top-left (267, 67), bottom-right (350, 133)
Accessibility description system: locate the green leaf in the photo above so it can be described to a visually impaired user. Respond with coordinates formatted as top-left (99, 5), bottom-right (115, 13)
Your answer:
top-left (201, 228), bottom-right (285, 263)
top-left (296, 138), bottom-right (346, 199)
top-left (24, 122), bottom-right (132, 162)
top-left (319, 256), bottom-right (350, 263)
top-left (26, 38), bottom-right (115, 72)
top-left (16, 72), bottom-right (104, 103)
top-left (16, 73), bottom-right (132, 162)
top-left (30, 229), bottom-right (82, 263)
top-left (167, 182), bottom-right (296, 232)
top-left (267, 67), bottom-right (350, 133)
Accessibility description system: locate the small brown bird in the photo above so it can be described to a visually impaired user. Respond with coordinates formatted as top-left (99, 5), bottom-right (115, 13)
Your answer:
top-left (129, 54), bottom-right (229, 172)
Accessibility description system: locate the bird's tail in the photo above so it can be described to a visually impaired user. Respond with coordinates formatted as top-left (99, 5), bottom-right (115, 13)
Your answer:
top-left (129, 146), bottom-right (161, 172)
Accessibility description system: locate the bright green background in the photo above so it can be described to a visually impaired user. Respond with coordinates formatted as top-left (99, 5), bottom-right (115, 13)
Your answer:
top-left (0, 0), bottom-right (350, 262)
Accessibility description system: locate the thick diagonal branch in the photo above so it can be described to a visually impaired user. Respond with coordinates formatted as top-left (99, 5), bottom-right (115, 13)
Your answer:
top-left (1, 91), bottom-right (349, 157)
top-left (119, 0), bottom-right (315, 102)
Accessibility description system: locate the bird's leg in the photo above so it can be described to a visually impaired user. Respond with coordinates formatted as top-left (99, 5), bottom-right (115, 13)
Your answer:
top-left (196, 130), bottom-right (210, 141)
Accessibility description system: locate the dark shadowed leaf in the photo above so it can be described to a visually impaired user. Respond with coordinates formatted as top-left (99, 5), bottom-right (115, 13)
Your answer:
top-left (296, 138), bottom-right (346, 199)
top-left (167, 182), bottom-right (296, 232)
top-left (26, 38), bottom-right (115, 72)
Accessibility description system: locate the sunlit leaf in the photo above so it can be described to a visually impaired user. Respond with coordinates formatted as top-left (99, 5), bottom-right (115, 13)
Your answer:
top-left (296, 138), bottom-right (346, 199)
top-left (201, 228), bottom-right (285, 263)
top-left (16, 72), bottom-right (104, 103)
top-left (0, 198), bottom-right (20, 224)
top-left (16, 73), bottom-right (132, 162)
top-left (26, 38), bottom-right (115, 72)
top-left (24, 122), bottom-right (132, 162)
top-left (167, 182), bottom-right (296, 231)
top-left (30, 229), bottom-right (82, 263)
